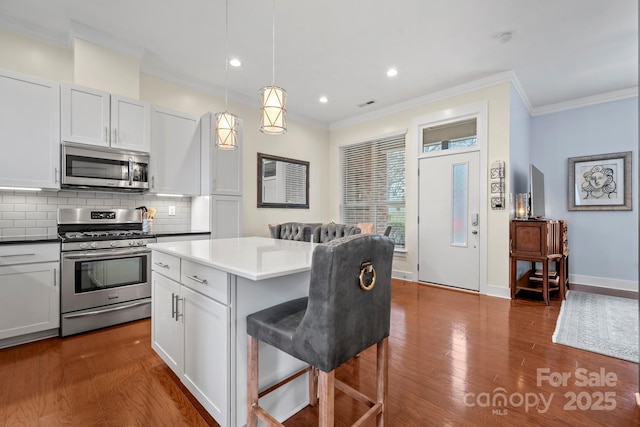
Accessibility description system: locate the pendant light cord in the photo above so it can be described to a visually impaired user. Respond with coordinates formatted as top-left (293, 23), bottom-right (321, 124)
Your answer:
top-left (224, 0), bottom-right (229, 107)
top-left (271, 0), bottom-right (275, 85)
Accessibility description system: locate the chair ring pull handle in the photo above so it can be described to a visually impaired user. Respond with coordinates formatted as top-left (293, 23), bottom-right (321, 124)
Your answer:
top-left (359, 262), bottom-right (376, 291)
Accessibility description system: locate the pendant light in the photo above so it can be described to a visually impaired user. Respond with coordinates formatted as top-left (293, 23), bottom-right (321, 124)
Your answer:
top-left (214, 0), bottom-right (239, 150)
top-left (259, 0), bottom-right (286, 134)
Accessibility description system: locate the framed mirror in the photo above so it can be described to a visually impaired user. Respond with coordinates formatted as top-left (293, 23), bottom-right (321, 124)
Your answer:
top-left (258, 153), bottom-right (309, 209)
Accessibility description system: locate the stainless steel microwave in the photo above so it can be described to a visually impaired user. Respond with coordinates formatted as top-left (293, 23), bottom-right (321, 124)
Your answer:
top-left (62, 143), bottom-right (149, 192)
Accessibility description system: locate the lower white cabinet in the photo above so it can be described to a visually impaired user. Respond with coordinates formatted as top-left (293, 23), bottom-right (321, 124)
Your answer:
top-left (0, 243), bottom-right (60, 342)
top-left (151, 257), bottom-right (230, 427)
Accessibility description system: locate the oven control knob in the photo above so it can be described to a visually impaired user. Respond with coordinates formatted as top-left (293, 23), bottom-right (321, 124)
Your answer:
top-left (129, 240), bottom-right (135, 246)
top-left (110, 241), bottom-right (117, 247)
top-left (136, 240), bottom-right (144, 246)
top-left (90, 242), bottom-right (97, 249)
top-left (79, 243), bottom-right (89, 249)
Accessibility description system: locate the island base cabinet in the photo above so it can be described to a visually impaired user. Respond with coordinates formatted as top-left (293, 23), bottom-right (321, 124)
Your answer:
top-left (0, 262), bottom-right (60, 342)
top-left (182, 286), bottom-right (229, 426)
top-left (151, 269), bottom-right (229, 427)
top-left (151, 272), bottom-right (182, 373)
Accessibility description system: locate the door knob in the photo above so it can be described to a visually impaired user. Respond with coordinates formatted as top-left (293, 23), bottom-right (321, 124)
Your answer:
top-left (472, 230), bottom-right (478, 235)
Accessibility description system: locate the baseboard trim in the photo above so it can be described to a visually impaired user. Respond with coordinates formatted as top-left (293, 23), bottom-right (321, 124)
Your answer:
top-left (569, 282), bottom-right (638, 299)
top-left (486, 284), bottom-right (511, 299)
top-left (392, 270), bottom-right (415, 281)
top-left (570, 274), bottom-right (638, 294)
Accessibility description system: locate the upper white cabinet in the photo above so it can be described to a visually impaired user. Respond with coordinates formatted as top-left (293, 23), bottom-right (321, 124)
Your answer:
top-left (61, 83), bottom-right (151, 153)
top-left (150, 107), bottom-right (201, 195)
top-left (0, 69), bottom-right (60, 190)
top-left (200, 113), bottom-right (243, 196)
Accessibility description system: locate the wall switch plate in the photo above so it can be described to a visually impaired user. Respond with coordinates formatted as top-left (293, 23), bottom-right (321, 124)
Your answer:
top-left (168, 205), bottom-right (176, 216)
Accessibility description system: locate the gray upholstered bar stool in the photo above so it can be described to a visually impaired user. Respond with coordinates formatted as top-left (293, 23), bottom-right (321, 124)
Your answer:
top-left (246, 234), bottom-right (395, 427)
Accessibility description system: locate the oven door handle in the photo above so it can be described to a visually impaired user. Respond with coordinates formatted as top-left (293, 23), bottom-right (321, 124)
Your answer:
top-left (63, 299), bottom-right (151, 319)
top-left (63, 248), bottom-right (151, 260)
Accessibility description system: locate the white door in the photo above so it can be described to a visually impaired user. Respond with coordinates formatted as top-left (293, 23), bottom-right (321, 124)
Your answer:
top-left (60, 83), bottom-right (111, 147)
top-left (151, 272), bottom-right (183, 374)
top-left (418, 151), bottom-right (480, 291)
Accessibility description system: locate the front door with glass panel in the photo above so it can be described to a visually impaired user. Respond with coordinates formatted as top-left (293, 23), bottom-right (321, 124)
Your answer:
top-left (418, 151), bottom-right (480, 291)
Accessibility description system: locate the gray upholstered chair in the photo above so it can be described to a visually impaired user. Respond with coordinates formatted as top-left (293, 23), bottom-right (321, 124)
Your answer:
top-left (268, 222), bottom-right (317, 242)
top-left (311, 223), bottom-right (361, 243)
top-left (246, 234), bottom-right (395, 427)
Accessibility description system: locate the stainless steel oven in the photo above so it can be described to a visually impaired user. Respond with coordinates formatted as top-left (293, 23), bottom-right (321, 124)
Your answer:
top-left (58, 208), bottom-right (156, 336)
top-left (62, 143), bottom-right (149, 192)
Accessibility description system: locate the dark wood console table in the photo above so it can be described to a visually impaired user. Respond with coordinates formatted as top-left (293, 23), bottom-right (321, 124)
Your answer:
top-left (510, 219), bottom-right (568, 305)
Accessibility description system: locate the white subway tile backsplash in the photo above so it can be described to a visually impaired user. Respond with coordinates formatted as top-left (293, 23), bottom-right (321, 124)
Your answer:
top-left (3, 212), bottom-right (25, 220)
top-left (2, 195), bottom-right (25, 204)
top-left (0, 190), bottom-right (193, 235)
top-left (26, 212), bottom-right (47, 220)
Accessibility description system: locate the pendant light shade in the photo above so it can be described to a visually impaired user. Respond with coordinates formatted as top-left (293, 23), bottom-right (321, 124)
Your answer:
top-left (259, 0), bottom-right (286, 135)
top-left (214, 111), bottom-right (238, 150)
top-left (259, 85), bottom-right (286, 134)
top-left (214, 0), bottom-right (239, 150)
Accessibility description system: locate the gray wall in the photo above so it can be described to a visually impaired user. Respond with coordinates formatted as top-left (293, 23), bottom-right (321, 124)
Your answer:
top-left (509, 84), bottom-right (532, 212)
top-left (531, 97), bottom-right (638, 284)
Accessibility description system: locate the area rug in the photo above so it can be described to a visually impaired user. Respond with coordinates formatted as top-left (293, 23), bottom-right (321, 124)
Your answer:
top-left (552, 290), bottom-right (638, 363)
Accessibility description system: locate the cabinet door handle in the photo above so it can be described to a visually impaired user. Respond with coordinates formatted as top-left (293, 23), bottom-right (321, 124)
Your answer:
top-left (151, 176), bottom-right (155, 189)
top-left (175, 296), bottom-right (183, 321)
top-left (113, 128), bottom-right (118, 144)
top-left (171, 292), bottom-right (176, 319)
top-left (0, 253), bottom-right (36, 258)
top-left (53, 268), bottom-right (57, 287)
top-left (154, 262), bottom-right (169, 269)
top-left (54, 167), bottom-right (59, 183)
top-left (185, 274), bottom-right (207, 284)
top-left (105, 126), bottom-right (109, 142)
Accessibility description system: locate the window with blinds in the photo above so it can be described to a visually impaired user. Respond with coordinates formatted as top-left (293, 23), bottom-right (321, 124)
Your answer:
top-left (339, 133), bottom-right (406, 248)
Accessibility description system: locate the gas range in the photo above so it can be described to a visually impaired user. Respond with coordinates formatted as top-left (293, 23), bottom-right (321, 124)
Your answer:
top-left (58, 208), bottom-right (156, 251)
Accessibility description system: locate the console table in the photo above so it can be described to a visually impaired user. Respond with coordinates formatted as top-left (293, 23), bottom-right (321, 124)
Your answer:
top-left (509, 219), bottom-right (568, 305)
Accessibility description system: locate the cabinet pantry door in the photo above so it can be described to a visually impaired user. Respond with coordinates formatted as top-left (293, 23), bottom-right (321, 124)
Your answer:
top-left (151, 272), bottom-right (183, 374)
top-left (111, 95), bottom-right (151, 152)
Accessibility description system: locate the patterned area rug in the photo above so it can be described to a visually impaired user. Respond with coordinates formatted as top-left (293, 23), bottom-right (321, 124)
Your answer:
top-left (552, 290), bottom-right (638, 363)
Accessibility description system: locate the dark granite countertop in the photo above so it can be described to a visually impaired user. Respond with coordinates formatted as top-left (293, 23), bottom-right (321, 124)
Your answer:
top-left (0, 234), bottom-right (61, 244)
top-left (154, 230), bottom-right (211, 238)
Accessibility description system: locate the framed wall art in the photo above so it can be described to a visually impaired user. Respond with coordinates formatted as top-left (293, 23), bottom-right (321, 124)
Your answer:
top-left (568, 151), bottom-right (632, 211)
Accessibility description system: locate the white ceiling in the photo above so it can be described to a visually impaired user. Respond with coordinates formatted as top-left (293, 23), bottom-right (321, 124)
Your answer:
top-left (0, 0), bottom-right (637, 128)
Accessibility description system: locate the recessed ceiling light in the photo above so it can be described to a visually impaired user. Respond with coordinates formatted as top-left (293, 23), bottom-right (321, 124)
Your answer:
top-left (319, 96), bottom-right (328, 103)
top-left (386, 68), bottom-right (398, 77)
top-left (229, 58), bottom-right (242, 67)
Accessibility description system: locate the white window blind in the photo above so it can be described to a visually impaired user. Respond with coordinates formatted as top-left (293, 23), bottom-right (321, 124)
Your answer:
top-left (339, 133), bottom-right (406, 248)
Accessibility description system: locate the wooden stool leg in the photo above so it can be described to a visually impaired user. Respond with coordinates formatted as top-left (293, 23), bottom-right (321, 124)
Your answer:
top-left (247, 335), bottom-right (259, 427)
top-left (309, 366), bottom-right (318, 406)
top-left (318, 370), bottom-right (335, 427)
top-left (542, 260), bottom-right (550, 305)
top-left (377, 338), bottom-right (389, 427)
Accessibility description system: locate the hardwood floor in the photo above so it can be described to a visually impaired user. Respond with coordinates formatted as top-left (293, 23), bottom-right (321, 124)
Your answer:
top-left (0, 280), bottom-right (637, 426)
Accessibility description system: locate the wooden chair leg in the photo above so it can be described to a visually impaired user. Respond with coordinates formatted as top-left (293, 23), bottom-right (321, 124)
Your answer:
top-left (309, 366), bottom-right (318, 406)
top-left (377, 338), bottom-right (388, 427)
top-left (247, 335), bottom-right (259, 427)
top-left (318, 369), bottom-right (335, 427)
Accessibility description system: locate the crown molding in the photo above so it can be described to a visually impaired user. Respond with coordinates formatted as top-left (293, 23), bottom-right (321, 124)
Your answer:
top-left (69, 21), bottom-right (144, 60)
top-left (0, 15), bottom-right (69, 47)
top-left (329, 71), bottom-right (516, 131)
top-left (531, 87), bottom-right (638, 116)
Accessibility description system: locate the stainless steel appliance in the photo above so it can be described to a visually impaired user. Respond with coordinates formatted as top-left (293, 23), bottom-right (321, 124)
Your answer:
top-left (58, 208), bottom-right (156, 336)
top-left (61, 143), bottom-right (149, 192)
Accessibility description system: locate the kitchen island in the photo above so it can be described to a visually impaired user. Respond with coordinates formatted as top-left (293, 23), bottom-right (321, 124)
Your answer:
top-left (148, 237), bottom-right (315, 427)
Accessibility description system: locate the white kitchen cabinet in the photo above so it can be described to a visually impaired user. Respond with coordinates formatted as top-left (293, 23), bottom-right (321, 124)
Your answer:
top-left (151, 254), bottom-right (230, 426)
top-left (211, 195), bottom-right (242, 239)
top-left (200, 113), bottom-right (243, 196)
top-left (61, 83), bottom-right (151, 152)
top-left (0, 243), bottom-right (60, 343)
top-left (0, 69), bottom-right (60, 190)
top-left (150, 107), bottom-right (200, 195)
top-left (151, 271), bottom-right (182, 373)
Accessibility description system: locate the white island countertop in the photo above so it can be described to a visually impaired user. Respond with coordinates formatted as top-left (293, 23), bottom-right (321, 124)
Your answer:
top-left (148, 236), bottom-right (316, 281)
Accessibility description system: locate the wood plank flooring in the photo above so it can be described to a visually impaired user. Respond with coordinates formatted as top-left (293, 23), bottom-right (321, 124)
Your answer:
top-left (0, 280), bottom-right (637, 426)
